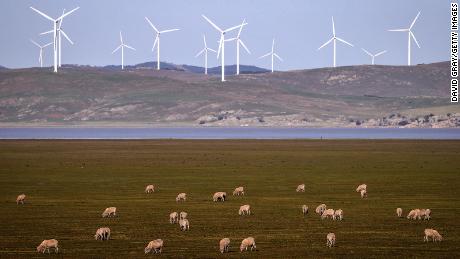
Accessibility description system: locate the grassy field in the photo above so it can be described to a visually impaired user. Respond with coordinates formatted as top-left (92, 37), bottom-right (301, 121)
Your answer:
top-left (0, 140), bottom-right (459, 258)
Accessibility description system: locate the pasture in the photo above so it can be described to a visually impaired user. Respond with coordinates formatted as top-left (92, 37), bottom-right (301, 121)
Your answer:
top-left (0, 140), bottom-right (459, 258)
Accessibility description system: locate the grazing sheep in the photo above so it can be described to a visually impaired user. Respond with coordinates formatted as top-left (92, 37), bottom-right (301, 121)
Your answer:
top-left (219, 238), bottom-right (230, 253)
top-left (94, 227), bottom-right (111, 241)
top-left (36, 239), bottom-right (59, 254)
top-left (176, 193), bottom-right (187, 202)
top-left (16, 194), bottom-right (26, 205)
top-left (321, 209), bottom-right (335, 220)
top-left (169, 212), bottom-right (178, 224)
top-left (326, 233), bottom-right (336, 248)
top-left (396, 208), bottom-right (403, 217)
top-left (102, 207), bottom-right (117, 218)
top-left (296, 184), bottom-right (305, 192)
top-left (334, 209), bottom-right (343, 221)
top-left (420, 209), bottom-right (431, 220)
top-left (179, 211), bottom-right (188, 220)
top-left (239, 205), bottom-right (251, 215)
top-left (240, 237), bottom-right (256, 252)
top-left (179, 219), bottom-right (189, 231)
top-left (145, 184), bottom-right (155, 193)
top-left (424, 229), bottom-right (443, 242)
top-left (360, 189), bottom-right (367, 198)
top-left (356, 184), bottom-right (367, 193)
top-left (213, 192), bottom-right (227, 202)
top-left (407, 209), bottom-right (421, 220)
top-left (302, 205), bottom-right (309, 215)
top-left (233, 187), bottom-right (245, 196)
top-left (145, 239), bottom-right (163, 254)
top-left (315, 204), bottom-right (327, 215)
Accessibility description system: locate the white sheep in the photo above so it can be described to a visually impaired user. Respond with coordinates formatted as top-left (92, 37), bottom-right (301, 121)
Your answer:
top-left (356, 184), bottom-right (367, 193)
top-left (169, 212), bottom-right (178, 224)
top-left (219, 238), bottom-right (230, 253)
top-left (239, 205), bottom-right (251, 215)
top-left (334, 209), bottom-right (343, 221)
top-left (145, 184), bottom-right (155, 193)
top-left (102, 207), bottom-right (117, 218)
top-left (407, 209), bottom-right (421, 220)
top-left (16, 194), bottom-right (26, 205)
top-left (213, 192), bottom-right (227, 202)
top-left (240, 237), bottom-right (256, 252)
top-left (315, 204), bottom-right (327, 215)
top-left (233, 187), bottom-right (245, 196)
top-left (396, 208), bottom-right (403, 217)
top-left (321, 209), bottom-right (335, 220)
top-left (326, 233), bottom-right (336, 248)
top-left (360, 189), bottom-right (367, 198)
top-left (36, 239), bottom-right (59, 254)
top-left (179, 218), bottom-right (189, 231)
top-left (94, 227), bottom-right (111, 241)
top-left (176, 193), bottom-right (187, 202)
top-left (424, 228), bottom-right (442, 242)
top-left (296, 184), bottom-right (305, 192)
top-left (180, 211), bottom-right (188, 220)
top-left (145, 239), bottom-right (163, 254)
top-left (302, 205), bottom-right (309, 215)
top-left (420, 209), bottom-right (431, 220)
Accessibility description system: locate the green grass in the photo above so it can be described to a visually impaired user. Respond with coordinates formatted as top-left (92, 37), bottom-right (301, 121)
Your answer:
top-left (0, 140), bottom-right (459, 258)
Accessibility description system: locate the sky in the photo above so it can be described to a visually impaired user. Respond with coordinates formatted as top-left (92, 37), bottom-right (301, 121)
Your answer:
top-left (0, 0), bottom-right (450, 70)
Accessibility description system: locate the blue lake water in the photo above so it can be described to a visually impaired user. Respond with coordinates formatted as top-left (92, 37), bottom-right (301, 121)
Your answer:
top-left (0, 127), bottom-right (459, 139)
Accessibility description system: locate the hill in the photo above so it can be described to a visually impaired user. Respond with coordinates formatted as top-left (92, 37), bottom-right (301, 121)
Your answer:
top-left (0, 61), bottom-right (458, 127)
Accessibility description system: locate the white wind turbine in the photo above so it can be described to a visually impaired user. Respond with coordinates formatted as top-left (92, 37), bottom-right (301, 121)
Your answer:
top-left (30, 40), bottom-right (52, 68)
top-left (30, 6), bottom-right (79, 73)
top-left (259, 39), bottom-right (283, 73)
top-left (361, 49), bottom-right (387, 65)
top-left (318, 16), bottom-right (354, 68)
top-left (112, 31), bottom-right (136, 70)
top-left (145, 17), bottom-right (180, 70)
top-left (195, 35), bottom-right (216, 75)
top-left (202, 15), bottom-right (247, 82)
top-left (388, 11), bottom-right (421, 66)
top-left (225, 19), bottom-right (251, 75)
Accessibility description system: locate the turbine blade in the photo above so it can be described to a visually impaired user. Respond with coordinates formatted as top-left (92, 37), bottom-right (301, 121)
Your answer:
top-left (410, 11), bottom-right (421, 30)
top-left (152, 36), bottom-right (159, 51)
top-left (207, 48), bottom-right (217, 53)
top-left (203, 34), bottom-right (207, 48)
top-left (224, 22), bottom-right (248, 33)
top-left (318, 38), bottom-right (333, 50)
top-left (240, 40), bottom-right (251, 54)
top-left (237, 18), bottom-right (246, 38)
top-left (59, 9), bottom-right (66, 28)
top-left (39, 30), bottom-right (54, 35)
top-left (145, 17), bottom-right (159, 33)
top-left (225, 37), bottom-right (237, 42)
top-left (57, 7), bottom-right (79, 21)
top-left (43, 42), bottom-right (53, 48)
top-left (274, 53), bottom-right (283, 61)
top-left (124, 44), bottom-right (136, 51)
top-left (195, 49), bottom-right (205, 58)
top-left (410, 32), bottom-right (421, 48)
top-left (374, 50), bottom-right (387, 57)
top-left (361, 48), bottom-right (372, 57)
top-left (112, 45), bottom-right (121, 54)
top-left (259, 52), bottom-right (271, 59)
top-left (30, 40), bottom-right (41, 48)
top-left (332, 16), bottom-right (336, 36)
top-left (60, 30), bottom-right (73, 44)
top-left (202, 15), bottom-right (222, 32)
top-left (336, 37), bottom-right (353, 47)
top-left (160, 29), bottom-right (180, 34)
top-left (30, 7), bottom-right (55, 21)
top-left (217, 36), bottom-right (223, 59)
top-left (120, 31), bottom-right (123, 44)
top-left (388, 29), bottom-right (408, 32)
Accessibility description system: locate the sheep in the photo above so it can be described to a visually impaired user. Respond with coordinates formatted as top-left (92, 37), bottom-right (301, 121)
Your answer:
top-left (407, 209), bottom-right (421, 220)
top-left (240, 237), bottom-right (256, 252)
top-left (213, 192), bottom-right (227, 202)
top-left (396, 208), bottom-right (403, 217)
top-left (420, 209), bottom-right (431, 220)
top-left (360, 189), bottom-right (367, 198)
top-left (102, 207), bottom-right (117, 218)
top-left (302, 205), bottom-right (309, 215)
top-left (296, 184), bottom-right (305, 192)
top-left (334, 209), bottom-right (343, 221)
top-left (16, 194), bottom-right (26, 205)
top-left (315, 204), bottom-right (327, 215)
top-left (326, 233), bottom-right (336, 248)
top-left (179, 218), bottom-right (189, 231)
top-left (356, 184), bottom-right (367, 193)
top-left (145, 184), bottom-right (155, 193)
top-left (321, 209), bottom-right (335, 220)
top-left (233, 186), bottom-right (245, 196)
top-left (36, 239), bottom-right (59, 254)
top-left (94, 227), bottom-right (111, 241)
top-left (239, 205), bottom-right (251, 216)
top-left (176, 193), bottom-right (187, 202)
top-left (219, 238), bottom-right (230, 253)
top-left (179, 211), bottom-right (188, 220)
top-left (145, 239), bottom-right (164, 254)
top-left (169, 212), bottom-right (178, 224)
top-left (424, 229), bottom-right (443, 242)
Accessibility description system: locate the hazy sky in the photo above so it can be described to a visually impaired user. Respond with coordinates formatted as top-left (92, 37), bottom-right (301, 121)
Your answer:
top-left (0, 0), bottom-right (449, 70)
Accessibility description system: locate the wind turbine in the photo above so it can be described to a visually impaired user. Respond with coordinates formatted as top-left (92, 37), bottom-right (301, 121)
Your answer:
top-left (145, 17), bottom-right (180, 70)
top-left (258, 39), bottom-right (283, 73)
top-left (202, 15), bottom-right (247, 82)
top-left (388, 11), bottom-right (421, 66)
top-left (361, 49), bottom-right (387, 65)
top-left (225, 19), bottom-right (250, 75)
top-left (30, 40), bottom-right (52, 68)
top-left (30, 6), bottom-right (79, 73)
top-left (195, 35), bottom-right (216, 75)
top-left (318, 16), bottom-right (354, 68)
top-left (112, 31), bottom-right (136, 70)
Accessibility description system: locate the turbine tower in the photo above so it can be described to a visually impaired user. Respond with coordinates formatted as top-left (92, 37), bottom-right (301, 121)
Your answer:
top-left (30, 6), bottom-right (79, 73)
top-left (226, 19), bottom-right (251, 75)
top-left (202, 15), bottom-right (247, 82)
top-left (388, 11), bottom-right (421, 66)
top-left (259, 39), bottom-right (283, 73)
top-left (361, 49), bottom-right (387, 65)
top-left (195, 35), bottom-right (216, 75)
top-left (112, 31), bottom-right (136, 70)
top-left (30, 40), bottom-right (52, 68)
top-left (145, 17), bottom-right (180, 70)
top-left (318, 16), bottom-right (354, 68)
